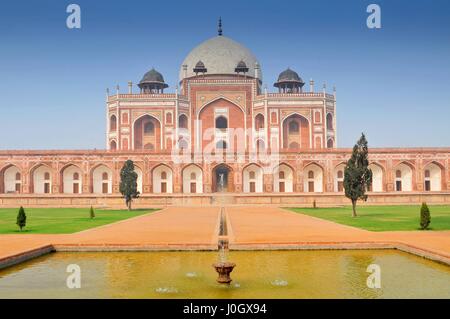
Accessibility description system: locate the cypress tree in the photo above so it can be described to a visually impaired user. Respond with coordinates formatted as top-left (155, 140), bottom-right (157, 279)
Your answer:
top-left (119, 160), bottom-right (140, 210)
top-left (343, 133), bottom-right (373, 217)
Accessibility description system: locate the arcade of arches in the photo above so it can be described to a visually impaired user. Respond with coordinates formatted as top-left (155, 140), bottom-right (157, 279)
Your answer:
top-left (1, 158), bottom-right (447, 196)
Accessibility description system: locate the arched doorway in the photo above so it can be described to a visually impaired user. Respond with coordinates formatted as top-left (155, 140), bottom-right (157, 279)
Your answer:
top-left (303, 163), bottom-right (324, 193)
top-left (133, 115), bottom-right (161, 150)
top-left (1, 165), bottom-right (21, 193)
top-left (273, 164), bottom-right (294, 193)
top-left (368, 163), bottom-right (384, 192)
top-left (61, 164), bottom-right (83, 194)
top-left (152, 164), bottom-right (173, 193)
top-left (423, 162), bottom-right (442, 191)
top-left (394, 162), bottom-right (413, 191)
top-left (212, 164), bottom-right (233, 192)
top-left (31, 164), bottom-right (52, 194)
top-left (91, 165), bottom-right (113, 194)
top-left (182, 164), bottom-right (203, 194)
top-left (282, 113), bottom-right (310, 149)
top-left (243, 164), bottom-right (263, 193)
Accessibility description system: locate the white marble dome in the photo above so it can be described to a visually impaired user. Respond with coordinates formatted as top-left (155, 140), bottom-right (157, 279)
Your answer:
top-left (179, 36), bottom-right (262, 82)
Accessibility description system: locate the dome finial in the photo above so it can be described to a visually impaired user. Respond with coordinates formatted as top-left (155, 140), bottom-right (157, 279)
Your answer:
top-left (218, 17), bottom-right (223, 36)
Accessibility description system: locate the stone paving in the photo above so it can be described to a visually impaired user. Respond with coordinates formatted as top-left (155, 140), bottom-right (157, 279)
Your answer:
top-left (0, 206), bottom-right (449, 268)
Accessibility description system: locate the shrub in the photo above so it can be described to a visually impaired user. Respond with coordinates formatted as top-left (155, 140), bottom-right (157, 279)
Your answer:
top-left (90, 206), bottom-right (95, 219)
top-left (420, 202), bottom-right (431, 230)
top-left (313, 200), bottom-right (317, 209)
top-left (16, 206), bottom-right (27, 231)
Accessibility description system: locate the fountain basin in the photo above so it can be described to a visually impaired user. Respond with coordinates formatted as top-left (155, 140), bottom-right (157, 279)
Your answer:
top-left (0, 250), bottom-right (449, 298)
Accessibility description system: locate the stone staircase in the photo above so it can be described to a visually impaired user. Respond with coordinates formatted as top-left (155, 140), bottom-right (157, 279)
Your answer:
top-left (211, 194), bottom-right (235, 206)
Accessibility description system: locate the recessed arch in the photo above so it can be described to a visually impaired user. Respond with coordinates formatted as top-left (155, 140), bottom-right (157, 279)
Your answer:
top-left (132, 114), bottom-right (162, 150)
top-left (326, 113), bottom-right (333, 130)
top-left (212, 163), bottom-right (234, 192)
top-left (182, 164), bottom-right (203, 194)
top-left (273, 163), bottom-right (294, 192)
top-left (30, 163), bottom-right (53, 194)
top-left (151, 164), bottom-right (173, 193)
top-left (254, 113), bottom-right (265, 130)
top-left (281, 112), bottom-right (311, 127)
top-left (423, 161), bottom-right (443, 191)
top-left (0, 164), bottom-right (22, 194)
top-left (198, 98), bottom-right (246, 153)
top-left (60, 164), bottom-right (83, 194)
top-left (197, 96), bottom-right (245, 116)
top-left (110, 115), bottom-right (117, 131)
top-left (281, 112), bottom-right (311, 150)
top-left (178, 113), bottom-right (188, 129)
top-left (243, 163), bottom-right (263, 193)
top-left (394, 161), bottom-right (415, 192)
top-left (368, 162), bottom-right (385, 192)
top-left (303, 162), bottom-right (324, 193)
top-left (110, 140), bottom-right (117, 150)
top-left (334, 163), bottom-right (346, 192)
top-left (133, 164), bottom-right (143, 194)
top-left (90, 164), bottom-right (113, 194)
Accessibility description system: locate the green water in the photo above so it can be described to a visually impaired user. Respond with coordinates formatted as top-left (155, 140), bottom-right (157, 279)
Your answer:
top-left (0, 250), bottom-right (449, 298)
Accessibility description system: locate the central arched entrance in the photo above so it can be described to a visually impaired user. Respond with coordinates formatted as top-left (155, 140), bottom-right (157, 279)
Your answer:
top-left (212, 164), bottom-right (233, 192)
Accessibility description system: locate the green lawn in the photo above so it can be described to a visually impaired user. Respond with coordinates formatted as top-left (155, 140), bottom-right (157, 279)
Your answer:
top-left (0, 207), bottom-right (157, 234)
top-left (288, 205), bottom-right (450, 231)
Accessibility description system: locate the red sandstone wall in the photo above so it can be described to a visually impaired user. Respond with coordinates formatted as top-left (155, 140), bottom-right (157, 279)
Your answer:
top-left (0, 150), bottom-right (449, 196)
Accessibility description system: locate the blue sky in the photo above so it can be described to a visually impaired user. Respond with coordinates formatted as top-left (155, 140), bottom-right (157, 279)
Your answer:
top-left (0, 0), bottom-right (449, 149)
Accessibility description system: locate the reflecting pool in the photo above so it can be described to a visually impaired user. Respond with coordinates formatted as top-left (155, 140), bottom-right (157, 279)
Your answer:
top-left (0, 250), bottom-right (449, 298)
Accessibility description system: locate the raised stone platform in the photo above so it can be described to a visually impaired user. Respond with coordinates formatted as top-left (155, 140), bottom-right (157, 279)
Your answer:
top-left (1, 192), bottom-right (449, 208)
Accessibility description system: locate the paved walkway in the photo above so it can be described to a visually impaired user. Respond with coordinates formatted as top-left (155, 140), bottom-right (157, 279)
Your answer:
top-left (59, 206), bottom-right (220, 248)
top-left (0, 206), bottom-right (449, 268)
top-left (0, 207), bottom-right (221, 266)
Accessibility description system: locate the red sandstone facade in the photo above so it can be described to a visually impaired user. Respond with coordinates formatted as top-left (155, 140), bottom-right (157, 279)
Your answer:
top-left (1, 31), bottom-right (449, 206)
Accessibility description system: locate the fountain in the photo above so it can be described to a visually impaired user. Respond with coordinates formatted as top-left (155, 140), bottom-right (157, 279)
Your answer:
top-left (218, 172), bottom-right (224, 192)
top-left (213, 240), bottom-right (235, 284)
top-left (212, 208), bottom-right (235, 284)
